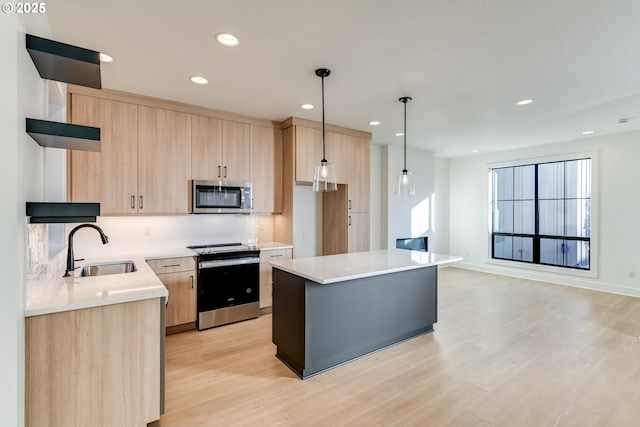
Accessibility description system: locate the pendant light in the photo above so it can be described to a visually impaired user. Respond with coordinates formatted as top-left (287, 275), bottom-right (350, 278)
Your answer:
top-left (395, 96), bottom-right (416, 197)
top-left (312, 68), bottom-right (337, 192)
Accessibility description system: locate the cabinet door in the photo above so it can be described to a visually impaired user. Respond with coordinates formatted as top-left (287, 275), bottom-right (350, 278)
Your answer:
top-left (295, 126), bottom-right (322, 183)
top-left (347, 136), bottom-right (371, 212)
top-left (191, 115), bottom-right (223, 181)
top-left (222, 120), bottom-right (250, 182)
top-left (348, 212), bottom-right (370, 253)
top-left (137, 106), bottom-right (191, 214)
top-left (161, 271), bottom-right (196, 327)
top-left (250, 125), bottom-right (282, 213)
top-left (326, 131), bottom-right (348, 184)
top-left (69, 95), bottom-right (138, 214)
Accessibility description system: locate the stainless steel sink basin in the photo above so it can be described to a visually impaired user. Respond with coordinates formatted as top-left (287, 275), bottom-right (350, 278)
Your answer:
top-left (79, 261), bottom-right (137, 277)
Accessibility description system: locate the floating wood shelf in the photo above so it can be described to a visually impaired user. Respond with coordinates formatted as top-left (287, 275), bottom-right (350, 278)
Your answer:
top-left (26, 34), bottom-right (102, 89)
top-left (26, 202), bottom-right (100, 224)
top-left (26, 118), bottom-right (101, 152)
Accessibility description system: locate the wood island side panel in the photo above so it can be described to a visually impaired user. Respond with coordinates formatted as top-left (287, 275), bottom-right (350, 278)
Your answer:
top-left (26, 298), bottom-right (161, 427)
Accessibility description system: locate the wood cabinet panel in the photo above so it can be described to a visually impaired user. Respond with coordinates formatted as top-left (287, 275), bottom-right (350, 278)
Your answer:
top-left (348, 212), bottom-right (370, 253)
top-left (160, 271), bottom-right (196, 327)
top-left (69, 95), bottom-right (138, 214)
top-left (259, 248), bottom-right (292, 308)
top-left (222, 120), bottom-right (250, 182)
top-left (137, 106), bottom-right (191, 214)
top-left (251, 125), bottom-right (282, 213)
top-left (348, 136), bottom-right (370, 212)
top-left (191, 115), bottom-right (223, 181)
top-left (326, 131), bottom-right (348, 184)
top-left (295, 126), bottom-right (322, 183)
top-left (26, 299), bottom-right (161, 427)
top-left (322, 185), bottom-right (348, 255)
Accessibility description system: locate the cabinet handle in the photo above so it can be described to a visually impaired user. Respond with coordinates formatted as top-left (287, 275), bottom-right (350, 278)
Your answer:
top-left (139, 195), bottom-right (144, 209)
top-left (224, 166), bottom-right (227, 179)
top-left (218, 165), bottom-right (221, 178)
top-left (163, 264), bottom-right (180, 268)
top-left (349, 215), bottom-right (351, 226)
top-left (270, 254), bottom-right (283, 258)
top-left (348, 199), bottom-right (352, 210)
top-left (131, 195), bottom-right (135, 209)
top-left (190, 275), bottom-right (194, 289)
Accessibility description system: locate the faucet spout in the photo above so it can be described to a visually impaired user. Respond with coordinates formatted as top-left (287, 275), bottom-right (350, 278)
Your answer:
top-left (63, 224), bottom-right (109, 277)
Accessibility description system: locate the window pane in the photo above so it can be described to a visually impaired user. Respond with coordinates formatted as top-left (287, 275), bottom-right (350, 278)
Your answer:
top-left (493, 168), bottom-right (513, 201)
top-left (540, 238), bottom-right (563, 266)
top-left (565, 159), bottom-right (591, 199)
top-left (562, 240), bottom-right (590, 269)
top-left (539, 200), bottom-right (564, 236)
top-left (565, 198), bottom-right (590, 237)
top-left (493, 235), bottom-right (513, 259)
top-left (513, 236), bottom-right (533, 262)
top-left (514, 165), bottom-right (535, 200)
top-left (493, 201), bottom-right (513, 233)
top-left (513, 200), bottom-right (535, 234)
top-left (539, 162), bottom-right (564, 199)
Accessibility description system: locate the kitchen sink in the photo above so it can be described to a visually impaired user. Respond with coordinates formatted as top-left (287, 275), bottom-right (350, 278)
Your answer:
top-left (80, 261), bottom-right (137, 277)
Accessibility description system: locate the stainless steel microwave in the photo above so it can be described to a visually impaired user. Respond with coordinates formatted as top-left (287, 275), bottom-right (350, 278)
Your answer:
top-left (191, 180), bottom-right (252, 214)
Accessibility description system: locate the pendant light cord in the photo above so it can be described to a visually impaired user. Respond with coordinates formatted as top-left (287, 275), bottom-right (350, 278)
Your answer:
top-left (403, 100), bottom-right (407, 171)
top-left (321, 74), bottom-right (326, 162)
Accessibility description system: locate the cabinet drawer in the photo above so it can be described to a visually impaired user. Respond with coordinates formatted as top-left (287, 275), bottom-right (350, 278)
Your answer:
top-left (259, 248), bottom-right (292, 263)
top-left (147, 256), bottom-right (195, 274)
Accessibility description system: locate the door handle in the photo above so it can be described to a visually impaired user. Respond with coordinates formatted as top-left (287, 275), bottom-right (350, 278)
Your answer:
top-left (190, 275), bottom-right (194, 289)
top-left (348, 215), bottom-right (351, 226)
top-left (348, 199), bottom-right (351, 210)
top-left (139, 195), bottom-right (144, 209)
top-left (224, 166), bottom-right (227, 179)
top-left (131, 195), bottom-right (135, 209)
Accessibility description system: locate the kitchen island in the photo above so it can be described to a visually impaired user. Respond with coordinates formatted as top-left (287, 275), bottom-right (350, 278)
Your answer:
top-left (270, 249), bottom-right (462, 379)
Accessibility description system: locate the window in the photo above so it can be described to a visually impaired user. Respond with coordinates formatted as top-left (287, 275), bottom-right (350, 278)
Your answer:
top-left (491, 158), bottom-right (591, 270)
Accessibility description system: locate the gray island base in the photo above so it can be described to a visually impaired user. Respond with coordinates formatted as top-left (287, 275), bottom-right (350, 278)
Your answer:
top-left (272, 263), bottom-right (439, 379)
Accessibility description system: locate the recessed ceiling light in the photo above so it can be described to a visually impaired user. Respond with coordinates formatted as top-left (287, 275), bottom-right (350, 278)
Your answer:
top-left (99, 53), bottom-right (114, 63)
top-left (190, 76), bottom-right (208, 85)
top-left (395, 132), bottom-right (404, 137)
top-left (300, 104), bottom-right (314, 110)
top-left (216, 33), bottom-right (240, 47)
top-left (471, 149), bottom-right (479, 153)
top-left (369, 121), bottom-right (381, 126)
top-left (515, 99), bottom-right (533, 106)
top-left (581, 130), bottom-right (594, 135)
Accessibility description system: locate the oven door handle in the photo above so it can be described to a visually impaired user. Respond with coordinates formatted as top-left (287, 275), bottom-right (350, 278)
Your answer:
top-left (199, 257), bottom-right (260, 269)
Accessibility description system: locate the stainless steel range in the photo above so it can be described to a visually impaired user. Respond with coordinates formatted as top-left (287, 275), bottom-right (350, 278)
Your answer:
top-left (188, 243), bottom-right (260, 330)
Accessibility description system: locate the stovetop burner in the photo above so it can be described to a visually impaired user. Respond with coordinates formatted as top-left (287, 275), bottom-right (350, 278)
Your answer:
top-left (187, 242), bottom-right (258, 256)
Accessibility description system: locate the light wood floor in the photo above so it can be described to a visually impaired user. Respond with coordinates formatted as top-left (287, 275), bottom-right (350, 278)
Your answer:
top-left (150, 268), bottom-right (640, 427)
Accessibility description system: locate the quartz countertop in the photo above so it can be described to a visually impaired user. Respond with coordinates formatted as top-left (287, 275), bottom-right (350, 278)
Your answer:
top-left (25, 248), bottom-right (197, 317)
top-left (270, 249), bottom-right (462, 284)
top-left (259, 242), bottom-right (294, 250)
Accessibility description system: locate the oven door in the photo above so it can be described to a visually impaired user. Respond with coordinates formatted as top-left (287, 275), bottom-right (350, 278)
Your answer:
top-left (197, 257), bottom-right (260, 313)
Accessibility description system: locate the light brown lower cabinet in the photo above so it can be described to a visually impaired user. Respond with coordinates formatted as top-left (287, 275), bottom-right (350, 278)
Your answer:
top-left (259, 248), bottom-right (293, 309)
top-left (25, 298), bottom-right (162, 427)
top-left (147, 256), bottom-right (196, 331)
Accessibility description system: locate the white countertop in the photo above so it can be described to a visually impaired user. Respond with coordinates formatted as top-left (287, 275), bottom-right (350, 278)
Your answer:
top-left (259, 242), bottom-right (294, 250)
top-left (25, 248), bottom-right (196, 317)
top-left (270, 249), bottom-right (463, 284)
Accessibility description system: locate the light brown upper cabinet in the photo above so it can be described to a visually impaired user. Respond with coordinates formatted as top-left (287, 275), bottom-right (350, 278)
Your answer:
top-left (347, 136), bottom-right (371, 213)
top-left (326, 131), bottom-right (348, 184)
top-left (295, 126), bottom-right (322, 183)
top-left (69, 94), bottom-right (138, 214)
top-left (250, 125), bottom-right (283, 213)
top-left (191, 115), bottom-right (250, 183)
top-left (137, 105), bottom-right (191, 214)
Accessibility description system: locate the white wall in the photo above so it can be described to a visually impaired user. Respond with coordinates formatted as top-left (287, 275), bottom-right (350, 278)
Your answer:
top-left (293, 184), bottom-right (322, 258)
top-left (449, 130), bottom-right (640, 297)
top-left (369, 145), bottom-right (383, 250)
top-left (380, 145), bottom-right (437, 250)
top-left (1, 13), bottom-right (54, 426)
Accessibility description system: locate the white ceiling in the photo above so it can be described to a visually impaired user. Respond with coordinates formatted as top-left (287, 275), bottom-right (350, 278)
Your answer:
top-left (45, 0), bottom-right (640, 157)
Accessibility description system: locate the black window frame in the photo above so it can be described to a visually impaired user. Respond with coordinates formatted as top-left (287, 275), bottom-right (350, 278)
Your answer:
top-left (491, 158), bottom-right (591, 271)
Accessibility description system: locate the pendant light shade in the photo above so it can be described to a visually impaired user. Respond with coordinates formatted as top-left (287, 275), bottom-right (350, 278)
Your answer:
top-left (312, 68), bottom-right (337, 192)
top-left (395, 96), bottom-right (416, 197)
